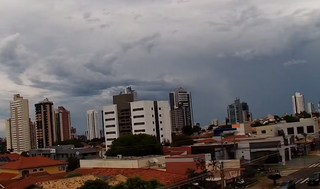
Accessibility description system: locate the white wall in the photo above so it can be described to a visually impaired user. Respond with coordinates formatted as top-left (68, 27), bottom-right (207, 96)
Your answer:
top-left (103, 105), bottom-right (119, 149)
top-left (157, 101), bottom-right (172, 143)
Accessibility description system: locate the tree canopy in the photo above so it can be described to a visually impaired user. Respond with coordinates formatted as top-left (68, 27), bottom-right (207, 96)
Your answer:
top-left (105, 134), bottom-right (163, 157)
top-left (77, 179), bottom-right (110, 189)
top-left (283, 115), bottom-right (299, 123)
top-left (182, 125), bottom-right (202, 136)
top-left (56, 139), bottom-right (84, 147)
top-left (171, 134), bottom-right (194, 147)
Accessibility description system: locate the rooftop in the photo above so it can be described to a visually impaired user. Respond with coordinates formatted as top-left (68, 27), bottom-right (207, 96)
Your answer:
top-left (72, 168), bottom-right (186, 185)
top-left (0, 156), bottom-right (67, 170)
top-left (0, 153), bottom-right (23, 161)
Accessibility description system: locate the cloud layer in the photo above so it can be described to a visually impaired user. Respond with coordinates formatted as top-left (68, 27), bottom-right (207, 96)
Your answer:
top-left (0, 0), bottom-right (320, 135)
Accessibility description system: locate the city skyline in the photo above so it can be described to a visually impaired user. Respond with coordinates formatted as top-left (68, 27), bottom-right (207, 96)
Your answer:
top-left (1, 0), bottom-right (320, 136)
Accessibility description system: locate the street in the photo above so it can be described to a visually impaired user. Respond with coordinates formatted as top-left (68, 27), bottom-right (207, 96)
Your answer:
top-left (286, 161), bottom-right (320, 189)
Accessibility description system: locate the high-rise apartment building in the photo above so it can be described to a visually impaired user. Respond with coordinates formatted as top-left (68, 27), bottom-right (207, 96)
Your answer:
top-left (9, 94), bottom-right (31, 153)
top-left (169, 88), bottom-right (193, 131)
top-left (29, 119), bottom-right (37, 149)
top-left (5, 118), bottom-right (12, 151)
top-left (71, 127), bottom-right (78, 139)
top-left (227, 98), bottom-right (251, 124)
top-left (86, 110), bottom-right (100, 140)
top-left (55, 106), bottom-right (71, 142)
top-left (307, 103), bottom-right (315, 114)
top-left (35, 98), bottom-right (56, 148)
top-left (212, 119), bottom-right (219, 126)
top-left (103, 101), bottom-right (172, 149)
top-left (292, 92), bottom-right (305, 114)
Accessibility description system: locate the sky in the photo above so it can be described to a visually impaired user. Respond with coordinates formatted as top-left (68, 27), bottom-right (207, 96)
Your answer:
top-left (0, 0), bottom-right (320, 137)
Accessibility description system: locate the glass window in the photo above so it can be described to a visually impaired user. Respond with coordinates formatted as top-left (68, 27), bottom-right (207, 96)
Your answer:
top-left (287, 128), bottom-right (294, 135)
top-left (33, 169), bottom-right (38, 172)
top-left (59, 166), bottom-right (65, 171)
top-left (297, 127), bottom-right (304, 134)
top-left (307, 126), bottom-right (314, 133)
top-left (39, 168), bottom-right (44, 171)
top-left (160, 121), bottom-right (162, 124)
top-left (261, 130), bottom-right (266, 134)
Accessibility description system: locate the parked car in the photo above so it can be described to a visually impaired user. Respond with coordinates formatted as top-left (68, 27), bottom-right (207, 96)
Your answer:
top-left (278, 179), bottom-right (295, 189)
top-left (308, 172), bottom-right (320, 185)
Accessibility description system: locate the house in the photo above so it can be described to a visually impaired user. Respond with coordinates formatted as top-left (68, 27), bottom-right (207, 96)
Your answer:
top-left (0, 156), bottom-right (67, 179)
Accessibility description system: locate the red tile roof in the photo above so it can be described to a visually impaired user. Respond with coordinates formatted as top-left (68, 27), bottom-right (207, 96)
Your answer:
top-left (0, 157), bottom-right (67, 170)
top-left (197, 139), bottom-right (218, 144)
top-left (0, 153), bottom-right (22, 161)
top-left (4, 173), bottom-right (68, 189)
top-left (73, 168), bottom-right (186, 185)
top-left (0, 173), bottom-right (17, 181)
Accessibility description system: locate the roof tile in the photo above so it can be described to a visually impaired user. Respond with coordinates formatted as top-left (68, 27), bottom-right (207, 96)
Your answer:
top-left (0, 157), bottom-right (67, 170)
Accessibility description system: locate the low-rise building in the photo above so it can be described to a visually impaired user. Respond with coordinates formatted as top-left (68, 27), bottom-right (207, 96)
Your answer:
top-left (0, 156), bottom-right (67, 179)
top-left (30, 145), bottom-right (99, 161)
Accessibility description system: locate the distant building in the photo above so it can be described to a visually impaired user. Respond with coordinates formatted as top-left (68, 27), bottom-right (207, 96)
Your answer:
top-left (9, 94), bottom-right (31, 153)
top-left (227, 98), bottom-right (251, 124)
top-left (29, 119), bottom-right (37, 150)
top-left (169, 88), bottom-right (193, 131)
top-left (35, 98), bottom-right (56, 148)
top-left (307, 102), bottom-right (315, 114)
top-left (55, 106), bottom-right (71, 142)
top-left (212, 119), bottom-right (219, 126)
top-left (103, 101), bottom-right (172, 149)
top-left (5, 118), bottom-right (12, 151)
top-left (30, 145), bottom-right (99, 161)
top-left (71, 127), bottom-right (78, 139)
top-left (86, 110), bottom-right (100, 140)
top-left (292, 92), bottom-right (305, 114)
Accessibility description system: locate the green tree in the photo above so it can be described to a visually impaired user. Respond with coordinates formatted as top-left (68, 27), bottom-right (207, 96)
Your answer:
top-left (56, 139), bottom-right (84, 148)
top-left (21, 151), bottom-right (30, 157)
top-left (268, 174), bottom-right (282, 185)
top-left (192, 126), bottom-right (201, 134)
top-left (112, 177), bottom-right (163, 189)
top-left (185, 168), bottom-right (198, 178)
top-left (77, 179), bottom-right (110, 189)
top-left (182, 125), bottom-right (194, 135)
top-left (283, 115), bottom-right (299, 123)
top-left (67, 157), bottom-right (80, 172)
top-left (170, 134), bottom-right (194, 147)
top-left (105, 134), bottom-right (163, 157)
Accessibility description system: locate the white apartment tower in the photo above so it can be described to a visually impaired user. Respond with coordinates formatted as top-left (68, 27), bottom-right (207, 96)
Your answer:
top-left (9, 94), bottom-right (31, 153)
top-left (103, 101), bottom-right (172, 149)
top-left (307, 103), bottom-right (315, 114)
top-left (5, 118), bottom-right (12, 151)
top-left (86, 110), bottom-right (100, 140)
top-left (292, 92), bottom-right (305, 114)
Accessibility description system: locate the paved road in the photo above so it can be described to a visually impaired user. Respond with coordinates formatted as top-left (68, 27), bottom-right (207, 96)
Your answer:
top-left (285, 161), bottom-right (320, 189)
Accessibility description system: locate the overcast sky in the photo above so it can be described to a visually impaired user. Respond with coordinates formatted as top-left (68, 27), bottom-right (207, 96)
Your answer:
top-left (0, 0), bottom-right (320, 137)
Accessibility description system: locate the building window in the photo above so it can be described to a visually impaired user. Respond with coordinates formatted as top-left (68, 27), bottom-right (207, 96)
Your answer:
top-left (261, 130), bottom-right (266, 134)
top-left (105, 118), bottom-right (115, 121)
top-left (106, 125), bottom-right (116, 128)
top-left (287, 127), bottom-right (294, 135)
top-left (151, 107), bottom-right (153, 110)
top-left (153, 129), bottom-right (155, 131)
top-left (107, 138), bottom-right (116, 141)
top-left (134, 129), bottom-right (146, 133)
top-left (33, 169), bottom-right (38, 172)
top-left (105, 111), bottom-right (115, 115)
top-left (152, 121), bottom-right (154, 124)
top-left (297, 127), bottom-right (304, 134)
top-left (59, 166), bottom-right (66, 171)
top-left (133, 108), bottom-right (144, 111)
top-left (134, 122), bottom-right (145, 126)
top-left (159, 107), bottom-right (161, 110)
top-left (160, 121), bottom-right (162, 124)
top-left (106, 131), bottom-right (116, 135)
top-left (159, 114), bottom-right (162, 117)
top-left (307, 126), bottom-right (314, 133)
top-left (161, 128), bottom-right (163, 131)
top-left (161, 135), bottom-right (163, 137)
top-left (133, 115), bottom-right (144, 119)
top-left (152, 114), bottom-right (154, 117)
top-left (39, 168), bottom-right (44, 171)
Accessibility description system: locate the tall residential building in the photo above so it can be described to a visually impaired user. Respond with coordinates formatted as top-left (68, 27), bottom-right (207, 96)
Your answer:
top-left (307, 103), bottom-right (315, 114)
top-left (212, 119), bottom-right (219, 126)
top-left (71, 127), bottom-right (78, 139)
top-left (103, 101), bottom-right (172, 149)
top-left (5, 118), bottom-right (12, 151)
top-left (35, 98), bottom-right (56, 148)
top-left (55, 106), bottom-right (71, 142)
top-left (30, 119), bottom-right (37, 150)
top-left (9, 94), bottom-right (31, 153)
top-left (292, 92), bottom-right (305, 114)
top-left (86, 110), bottom-right (100, 140)
top-left (112, 87), bottom-right (137, 136)
top-left (169, 88), bottom-right (193, 131)
top-left (227, 98), bottom-right (251, 124)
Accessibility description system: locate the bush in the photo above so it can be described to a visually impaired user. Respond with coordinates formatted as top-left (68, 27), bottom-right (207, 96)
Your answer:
top-left (67, 173), bottom-right (82, 178)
